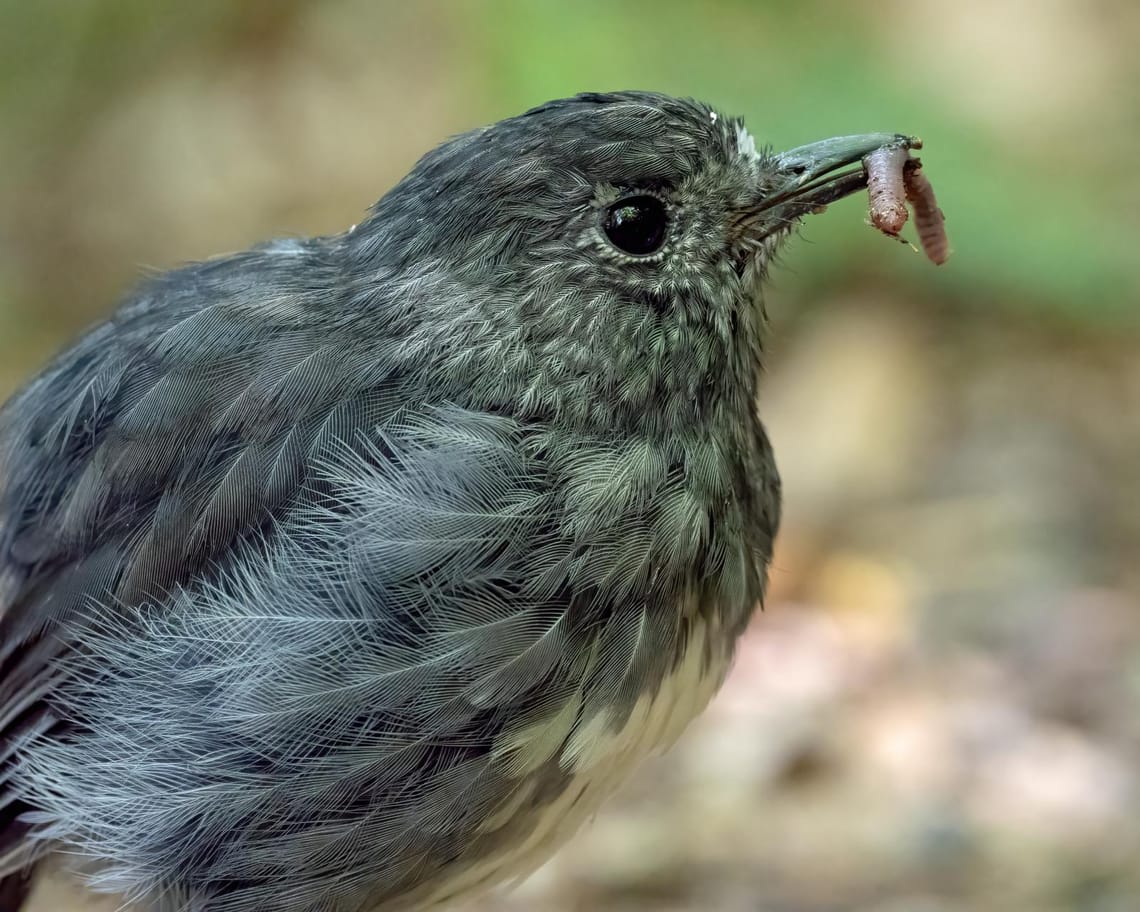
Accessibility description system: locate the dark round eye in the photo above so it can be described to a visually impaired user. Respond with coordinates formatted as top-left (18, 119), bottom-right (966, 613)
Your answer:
top-left (601, 195), bottom-right (669, 256)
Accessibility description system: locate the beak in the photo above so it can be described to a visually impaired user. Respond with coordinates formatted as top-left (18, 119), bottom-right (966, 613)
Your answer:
top-left (745, 133), bottom-right (920, 236)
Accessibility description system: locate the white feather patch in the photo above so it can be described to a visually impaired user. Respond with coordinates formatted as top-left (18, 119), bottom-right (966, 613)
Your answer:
top-left (736, 125), bottom-right (760, 163)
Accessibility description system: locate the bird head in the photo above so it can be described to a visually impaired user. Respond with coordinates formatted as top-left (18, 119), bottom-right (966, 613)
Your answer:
top-left (344, 92), bottom-right (914, 434)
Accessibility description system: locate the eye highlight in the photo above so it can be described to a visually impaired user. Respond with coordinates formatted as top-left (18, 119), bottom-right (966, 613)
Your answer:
top-left (601, 195), bottom-right (669, 256)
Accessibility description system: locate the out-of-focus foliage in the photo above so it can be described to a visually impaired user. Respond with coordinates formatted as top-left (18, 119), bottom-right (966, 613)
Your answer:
top-left (2, 3), bottom-right (1138, 911)
top-left (1, 0), bottom-right (1137, 367)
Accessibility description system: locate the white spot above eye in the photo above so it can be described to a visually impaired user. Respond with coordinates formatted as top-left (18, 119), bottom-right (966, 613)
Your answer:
top-left (736, 125), bottom-right (760, 162)
top-left (709, 111), bottom-right (718, 124)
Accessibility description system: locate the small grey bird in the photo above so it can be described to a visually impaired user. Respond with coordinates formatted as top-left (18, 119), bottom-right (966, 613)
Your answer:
top-left (0, 92), bottom-right (911, 911)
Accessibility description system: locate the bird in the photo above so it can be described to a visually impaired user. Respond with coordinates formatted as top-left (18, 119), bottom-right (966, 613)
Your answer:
top-left (0, 91), bottom-right (910, 911)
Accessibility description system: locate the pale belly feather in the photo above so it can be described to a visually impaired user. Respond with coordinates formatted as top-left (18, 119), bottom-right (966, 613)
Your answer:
top-left (412, 618), bottom-right (734, 910)
top-left (32, 623), bottom-right (737, 912)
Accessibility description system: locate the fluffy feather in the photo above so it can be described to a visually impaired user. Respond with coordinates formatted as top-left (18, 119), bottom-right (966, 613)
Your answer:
top-left (0, 91), bottom-right (786, 910)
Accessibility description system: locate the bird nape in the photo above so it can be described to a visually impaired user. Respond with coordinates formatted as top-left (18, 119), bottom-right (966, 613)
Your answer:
top-left (0, 91), bottom-right (941, 912)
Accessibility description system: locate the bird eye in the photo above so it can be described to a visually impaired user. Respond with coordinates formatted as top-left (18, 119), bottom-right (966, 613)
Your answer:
top-left (601, 195), bottom-right (669, 256)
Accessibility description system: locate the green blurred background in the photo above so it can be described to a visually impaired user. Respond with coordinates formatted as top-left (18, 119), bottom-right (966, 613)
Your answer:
top-left (3, 2), bottom-right (1138, 911)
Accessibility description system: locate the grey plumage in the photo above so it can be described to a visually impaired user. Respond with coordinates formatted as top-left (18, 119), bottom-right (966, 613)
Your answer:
top-left (0, 92), bottom-right (901, 910)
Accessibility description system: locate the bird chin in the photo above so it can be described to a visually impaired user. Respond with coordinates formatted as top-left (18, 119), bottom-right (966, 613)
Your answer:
top-left (743, 223), bottom-right (795, 286)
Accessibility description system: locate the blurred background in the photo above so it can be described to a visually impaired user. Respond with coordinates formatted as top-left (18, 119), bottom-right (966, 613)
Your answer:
top-left (2, 1), bottom-right (1137, 910)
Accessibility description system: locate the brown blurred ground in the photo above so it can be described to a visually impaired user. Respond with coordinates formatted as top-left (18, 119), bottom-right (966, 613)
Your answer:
top-left (6, 2), bottom-right (1139, 910)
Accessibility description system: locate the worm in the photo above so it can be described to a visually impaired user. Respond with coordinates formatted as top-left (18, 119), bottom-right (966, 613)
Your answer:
top-left (863, 145), bottom-right (910, 236)
top-left (903, 160), bottom-right (950, 265)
